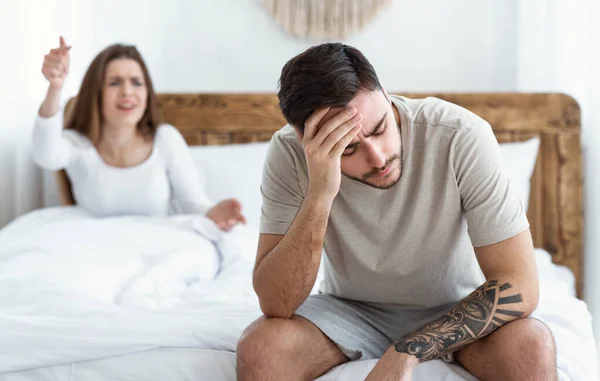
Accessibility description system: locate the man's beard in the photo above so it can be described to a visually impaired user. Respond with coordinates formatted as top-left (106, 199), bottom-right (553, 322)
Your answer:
top-left (345, 153), bottom-right (403, 190)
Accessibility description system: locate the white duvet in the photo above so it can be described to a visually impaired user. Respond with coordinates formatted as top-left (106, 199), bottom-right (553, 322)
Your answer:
top-left (0, 207), bottom-right (263, 373)
top-left (0, 207), bottom-right (597, 381)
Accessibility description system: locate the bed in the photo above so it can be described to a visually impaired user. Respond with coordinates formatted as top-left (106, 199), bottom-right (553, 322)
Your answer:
top-left (0, 93), bottom-right (596, 381)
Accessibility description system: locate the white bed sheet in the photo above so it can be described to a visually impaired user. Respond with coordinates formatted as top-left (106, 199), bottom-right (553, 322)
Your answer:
top-left (0, 347), bottom-right (477, 381)
top-left (0, 207), bottom-right (597, 381)
top-left (0, 286), bottom-right (593, 381)
top-left (0, 348), bottom-right (237, 381)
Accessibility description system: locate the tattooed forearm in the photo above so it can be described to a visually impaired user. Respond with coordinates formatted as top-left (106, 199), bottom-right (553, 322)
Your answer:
top-left (393, 280), bottom-right (525, 362)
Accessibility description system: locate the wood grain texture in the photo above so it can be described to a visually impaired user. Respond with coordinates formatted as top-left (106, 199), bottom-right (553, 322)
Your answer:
top-left (59, 92), bottom-right (585, 298)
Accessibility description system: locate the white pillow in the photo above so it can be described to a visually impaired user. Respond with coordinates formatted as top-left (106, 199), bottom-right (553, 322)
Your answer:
top-left (189, 141), bottom-right (270, 229)
top-left (188, 136), bottom-right (540, 228)
top-left (498, 137), bottom-right (540, 212)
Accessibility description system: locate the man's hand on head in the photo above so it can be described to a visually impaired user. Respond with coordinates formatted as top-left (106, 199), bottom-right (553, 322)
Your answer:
top-left (297, 107), bottom-right (362, 204)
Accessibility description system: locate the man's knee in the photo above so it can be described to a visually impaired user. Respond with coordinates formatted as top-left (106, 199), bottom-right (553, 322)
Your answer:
top-left (457, 318), bottom-right (557, 380)
top-left (511, 318), bottom-right (557, 368)
top-left (237, 316), bottom-right (298, 370)
top-left (490, 318), bottom-right (557, 377)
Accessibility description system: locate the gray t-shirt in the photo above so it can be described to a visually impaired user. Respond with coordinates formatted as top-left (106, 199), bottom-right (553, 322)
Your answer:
top-left (260, 95), bottom-right (529, 308)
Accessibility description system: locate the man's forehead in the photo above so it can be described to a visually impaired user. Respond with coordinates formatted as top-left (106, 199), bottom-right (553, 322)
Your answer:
top-left (314, 91), bottom-right (387, 129)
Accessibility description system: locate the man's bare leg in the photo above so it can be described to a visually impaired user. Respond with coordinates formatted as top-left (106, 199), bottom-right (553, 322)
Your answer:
top-left (237, 315), bottom-right (348, 381)
top-left (455, 318), bottom-right (558, 381)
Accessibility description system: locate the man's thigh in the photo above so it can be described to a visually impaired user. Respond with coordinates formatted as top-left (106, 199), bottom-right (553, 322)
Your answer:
top-left (294, 294), bottom-right (454, 361)
top-left (295, 294), bottom-right (394, 360)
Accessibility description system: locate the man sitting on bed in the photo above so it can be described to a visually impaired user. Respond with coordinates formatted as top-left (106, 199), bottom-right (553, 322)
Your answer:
top-left (237, 43), bottom-right (558, 381)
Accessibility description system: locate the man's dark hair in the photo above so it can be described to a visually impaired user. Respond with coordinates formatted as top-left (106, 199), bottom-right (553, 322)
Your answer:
top-left (277, 43), bottom-right (383, 131)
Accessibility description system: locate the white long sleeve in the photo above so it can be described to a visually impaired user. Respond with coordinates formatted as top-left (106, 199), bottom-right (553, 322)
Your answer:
top-left (30, 117), bottom-right (214, 218)
top-left (31, 109), bottom-right (82, 170)
top-left (155, 125), bottom-right (214, 215)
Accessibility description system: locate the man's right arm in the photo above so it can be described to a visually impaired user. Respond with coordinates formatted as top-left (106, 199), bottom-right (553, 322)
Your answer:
top-left (253, 106), bottom-right (362, 319)
top-left (253, 192), bottom-right (331, 318)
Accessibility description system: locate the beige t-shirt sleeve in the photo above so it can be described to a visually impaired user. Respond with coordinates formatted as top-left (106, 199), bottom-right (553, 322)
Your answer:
top-left (453, 119), bottom-right (530, 247)
top-left (260, 132), bottom-right (305, 235)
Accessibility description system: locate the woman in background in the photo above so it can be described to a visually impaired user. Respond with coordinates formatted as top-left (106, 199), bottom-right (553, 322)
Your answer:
top-left (32, 37), bottom-right (245, 231)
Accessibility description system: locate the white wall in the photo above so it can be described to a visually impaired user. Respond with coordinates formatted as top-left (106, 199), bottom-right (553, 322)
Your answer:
top-left (71, 0), bottom-right (517, 93)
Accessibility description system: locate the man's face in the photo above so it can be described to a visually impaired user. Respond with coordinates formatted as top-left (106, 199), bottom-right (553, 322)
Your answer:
top-left (318, 90), bottom-right (402, 190)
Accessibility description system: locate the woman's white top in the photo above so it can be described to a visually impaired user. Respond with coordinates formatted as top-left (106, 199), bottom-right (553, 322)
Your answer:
top-left (31, 109), bottom-right (213, 217)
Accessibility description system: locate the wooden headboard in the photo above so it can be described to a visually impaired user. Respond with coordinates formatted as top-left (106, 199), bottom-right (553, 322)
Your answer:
top-left (155, 92), bottom-right (584, 298)
top-left (57, 93), bottom-right (584, 297)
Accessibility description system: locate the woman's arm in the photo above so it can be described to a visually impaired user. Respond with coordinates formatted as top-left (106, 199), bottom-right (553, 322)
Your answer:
top-left (32, 37), bottom-right (75, 170)
top-left (158, 125), bottom-right (245, 229)
top-left (158, 125), bottom-right (215, 215)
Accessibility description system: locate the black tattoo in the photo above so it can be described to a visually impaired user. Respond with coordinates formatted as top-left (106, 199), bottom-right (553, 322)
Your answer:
top-left (496, 308), bottom-right (525, 317)
top-left (499, 295), bottom-right (523, 304)
top-left (393, 280), bottom-right (524, 362)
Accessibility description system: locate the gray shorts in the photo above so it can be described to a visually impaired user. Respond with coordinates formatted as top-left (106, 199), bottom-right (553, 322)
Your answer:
top-left (295, 293), bottom-right (456, 361)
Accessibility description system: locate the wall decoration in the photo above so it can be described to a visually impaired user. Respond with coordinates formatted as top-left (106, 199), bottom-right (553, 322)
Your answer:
top-left (262, 0), bottom-right (393, 40)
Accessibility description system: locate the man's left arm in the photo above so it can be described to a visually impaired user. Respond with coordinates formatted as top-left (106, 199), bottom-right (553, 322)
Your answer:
top-left (395, 228), bottom-right (538, 359)
top-left (365, 230), bottom-right (539, 380)
top-left (366, 114), bottom-right (540, 380)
